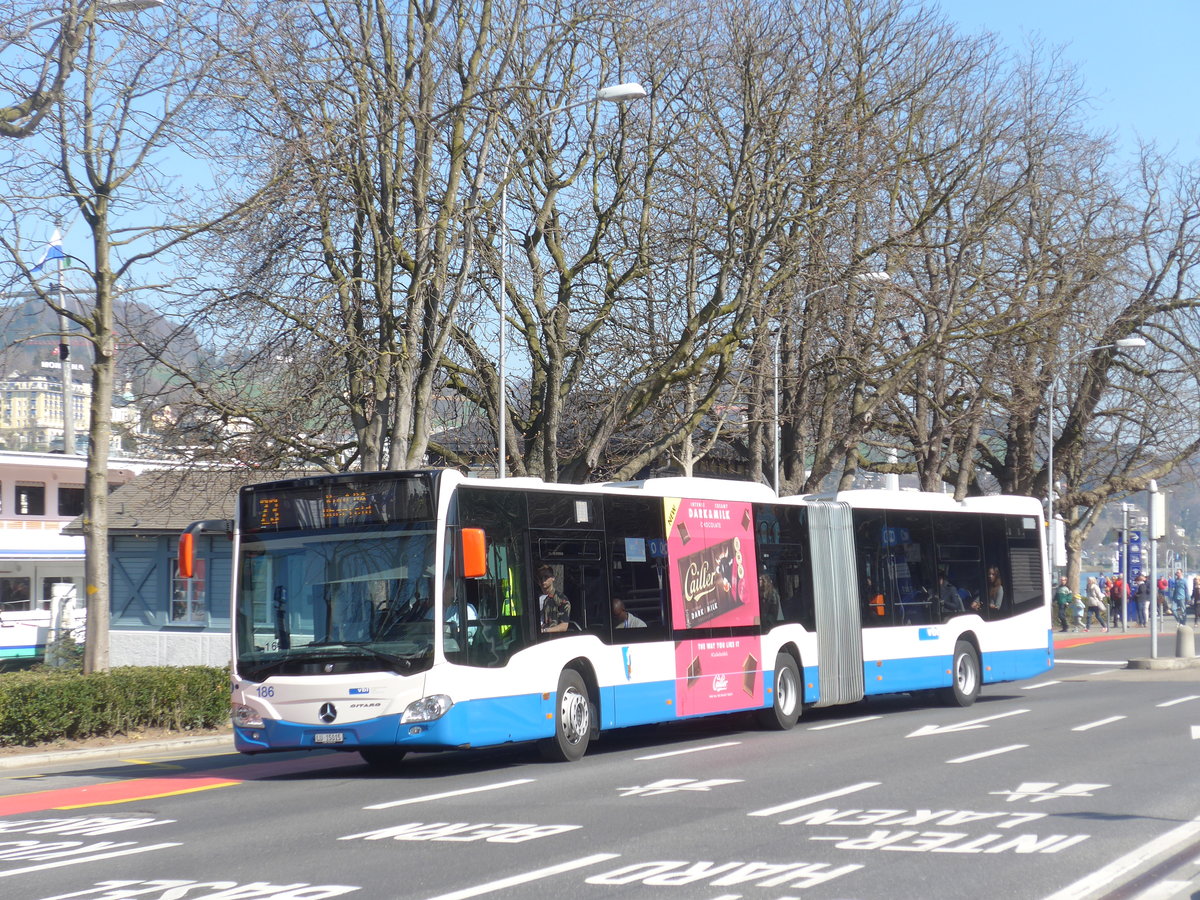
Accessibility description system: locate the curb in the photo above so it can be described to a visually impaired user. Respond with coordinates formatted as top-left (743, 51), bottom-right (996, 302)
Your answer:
top-left (0, 733), bottom-right (234, 770)
top-left (1126, 656), bottom-right (1200, 670)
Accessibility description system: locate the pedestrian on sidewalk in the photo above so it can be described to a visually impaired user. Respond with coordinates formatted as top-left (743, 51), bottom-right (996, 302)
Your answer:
top-left (1191, 576), bottom-right (1200, 627)
top-left (1084, 577), bottom-right (1108, 631)
top-left (1108, 575), bottom-right (1125, 627)
top-left (1169, 569), bottom-right (1189, 626)
top-left (1135, 574), bottom-right (1152, 627)
top-left (1054, 576), bottom-right (1074, 633)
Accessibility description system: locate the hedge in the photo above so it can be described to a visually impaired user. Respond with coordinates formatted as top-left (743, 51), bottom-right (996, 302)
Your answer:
top-left (0, 666), bottom-right (229, 747)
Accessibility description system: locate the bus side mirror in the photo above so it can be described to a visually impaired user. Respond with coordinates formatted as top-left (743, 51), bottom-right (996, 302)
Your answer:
top-left (178, 519), bottom-right (233, 579)
top-left (178, 532), bottom-right (195, 579)
top-left (461, 528), bottom-right (487, 578)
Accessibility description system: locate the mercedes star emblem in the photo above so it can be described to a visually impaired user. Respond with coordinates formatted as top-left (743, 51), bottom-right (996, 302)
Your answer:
top-left (318, 702), bottom-right (337, 723)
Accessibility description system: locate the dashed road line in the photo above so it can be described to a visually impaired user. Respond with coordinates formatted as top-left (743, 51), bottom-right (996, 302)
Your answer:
top-left (636, 741), bottom-right (741, 760)
top-left (423, 853), bottom-right (621, 900)
top-left (366, 778), bottom-right (534, 809)
top-left (807, 715), bottom-right (882, 731)
top-left (946, 744), bottom-right (1027, 764)
top-left (1072, 716), bottom-right (1127, 731)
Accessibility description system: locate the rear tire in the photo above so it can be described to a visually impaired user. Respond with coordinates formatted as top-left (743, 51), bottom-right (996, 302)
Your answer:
top-left (359, 747), bottom-right (408, 771)
top-left (756, 653), bottom-right (802, 730)
top-left (539, 669), bottom-right (593, 762)
top-left (941, 640), bottom-right (981, 707)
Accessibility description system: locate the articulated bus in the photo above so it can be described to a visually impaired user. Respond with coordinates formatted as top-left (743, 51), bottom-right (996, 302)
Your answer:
top-left (183, 469), bottom-right (1052, 767)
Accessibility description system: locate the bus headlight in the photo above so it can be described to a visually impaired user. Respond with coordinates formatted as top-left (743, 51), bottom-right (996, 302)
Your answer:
top-left (401, 694), bottom-right (453, 723)
top-left (232, 704), bottom-right (264, 728)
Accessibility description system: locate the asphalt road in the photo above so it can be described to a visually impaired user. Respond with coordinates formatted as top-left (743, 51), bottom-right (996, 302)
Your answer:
top-left (1, 628), bottom-right (1197, 900)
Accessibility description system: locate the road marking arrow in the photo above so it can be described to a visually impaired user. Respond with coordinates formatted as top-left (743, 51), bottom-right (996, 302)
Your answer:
top-left (906, 708), bottom-right (1030, 738)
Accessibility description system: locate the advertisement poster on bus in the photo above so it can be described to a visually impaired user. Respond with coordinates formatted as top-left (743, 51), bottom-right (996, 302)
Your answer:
top-left (663, 497), bottom-right (761, 629)
top-left (663, 497), bottom-right (764, 716)
top-left (673, 635), bottom-right (763, 717)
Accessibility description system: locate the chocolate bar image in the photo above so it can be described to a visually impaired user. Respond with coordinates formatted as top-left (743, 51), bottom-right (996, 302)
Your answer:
top-left (687, 655), bottom-right (702, 687)
top-left (742, 654), bottom-right (758, 695)
top-left (742, 508), bottom-right (751, 530)
top-left (677, 521), bottom-right (691, 544)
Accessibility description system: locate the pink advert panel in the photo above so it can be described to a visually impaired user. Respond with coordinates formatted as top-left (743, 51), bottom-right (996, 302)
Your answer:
top-left (673, 636), bottom-right (764, 717)
top-left (663, 497), bottom-right (760, 629)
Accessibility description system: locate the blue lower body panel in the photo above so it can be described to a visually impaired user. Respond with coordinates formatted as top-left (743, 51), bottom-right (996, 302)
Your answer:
top-left (235, 692), bottom-right (555, 754)
top-left (860, 645), bottom-right (1051, 697)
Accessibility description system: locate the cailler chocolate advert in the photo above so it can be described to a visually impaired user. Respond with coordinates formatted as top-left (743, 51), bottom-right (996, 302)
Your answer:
top-left (664, 497), bottom-right (764, 717)
top-left (664, 497), bottom-right (760, 629)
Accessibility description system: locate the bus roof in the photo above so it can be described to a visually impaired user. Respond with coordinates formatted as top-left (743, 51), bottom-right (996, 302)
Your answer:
top-left (803, 488), bottom-right (1042, 516)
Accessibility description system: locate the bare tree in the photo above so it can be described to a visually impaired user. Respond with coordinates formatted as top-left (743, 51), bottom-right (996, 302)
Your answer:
top-left (1, 0), bottom-right (259, 671)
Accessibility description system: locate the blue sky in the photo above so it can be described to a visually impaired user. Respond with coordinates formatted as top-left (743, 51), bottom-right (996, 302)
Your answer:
top-left (934, 0), bottom-right (1200, 161)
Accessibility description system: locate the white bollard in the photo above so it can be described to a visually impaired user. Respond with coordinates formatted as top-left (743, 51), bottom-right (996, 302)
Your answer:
top-left (1176, 625), bottom-right (1196, 659)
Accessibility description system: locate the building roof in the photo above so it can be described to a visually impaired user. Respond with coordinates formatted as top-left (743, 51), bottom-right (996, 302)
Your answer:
top-left (64, 467), bottom-right (314, 535)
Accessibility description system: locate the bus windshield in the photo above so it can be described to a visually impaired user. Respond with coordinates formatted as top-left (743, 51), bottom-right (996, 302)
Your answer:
top-left (235, 526), bottom-right (437, 680)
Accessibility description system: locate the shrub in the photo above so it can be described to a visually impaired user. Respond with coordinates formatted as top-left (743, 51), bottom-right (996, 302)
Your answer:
top-left (0, 666), bottom-right (229, 746)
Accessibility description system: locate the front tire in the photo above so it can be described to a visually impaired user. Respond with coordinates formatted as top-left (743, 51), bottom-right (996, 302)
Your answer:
top-left (942, 640), bottom-right (981, 707)
top-left (756, 653), bottom-right (802, 730)
top-left (539, 669), bottom-right (593, 762)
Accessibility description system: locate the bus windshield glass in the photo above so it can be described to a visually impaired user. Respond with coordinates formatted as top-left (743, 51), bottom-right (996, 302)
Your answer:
top-left (235, 474), bottom-right (438, 680)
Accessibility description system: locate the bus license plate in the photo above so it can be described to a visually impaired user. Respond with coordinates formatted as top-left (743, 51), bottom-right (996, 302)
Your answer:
top-left (314, 732), bottom-right (344, 744)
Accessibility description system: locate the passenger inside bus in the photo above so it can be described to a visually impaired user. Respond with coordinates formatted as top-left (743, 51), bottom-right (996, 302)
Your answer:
top-left (612, 597), bottom-right (646, 629)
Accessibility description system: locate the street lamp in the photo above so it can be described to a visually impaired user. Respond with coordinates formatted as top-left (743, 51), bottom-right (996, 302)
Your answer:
top-left (1044, 336), bottom-right (1146, 567)
top-left (496, 82), bottom-right (646, 478)
top-left (773, 271), bottom-right (890, 494)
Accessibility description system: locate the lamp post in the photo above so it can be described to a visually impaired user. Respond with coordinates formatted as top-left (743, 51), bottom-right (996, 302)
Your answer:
top-left (1044, 336), bottom-right (1146, 576)
top-left (772, 271), bottom-right (890, 494)
top-left (496, 82), bottom-right (646, 478)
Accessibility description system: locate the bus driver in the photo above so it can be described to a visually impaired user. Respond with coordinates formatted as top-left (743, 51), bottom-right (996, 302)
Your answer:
top-left (537, 565), bottom-right (571, 633)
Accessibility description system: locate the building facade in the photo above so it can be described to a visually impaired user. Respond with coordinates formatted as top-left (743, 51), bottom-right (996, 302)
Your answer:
top-left (0, 450), bottom-right (147, 666)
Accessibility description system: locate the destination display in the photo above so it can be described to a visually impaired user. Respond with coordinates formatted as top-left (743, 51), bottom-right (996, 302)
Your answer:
top-left (241, 476), bottom-right (434, 533)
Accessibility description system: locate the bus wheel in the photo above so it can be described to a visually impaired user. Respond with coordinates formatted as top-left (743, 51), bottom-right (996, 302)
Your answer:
top-left (942, 640), bottom-right (980, 707)
top-left (359, 747), bottom-right (408, 771)
top-left (756, 653), bottom-right (802, 730)
top-left (540, 669), bottom-right (593, 762)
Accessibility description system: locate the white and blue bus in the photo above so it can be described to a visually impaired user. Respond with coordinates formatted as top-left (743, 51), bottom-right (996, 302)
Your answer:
top-left (183, 469), bottom-right (1052, 766)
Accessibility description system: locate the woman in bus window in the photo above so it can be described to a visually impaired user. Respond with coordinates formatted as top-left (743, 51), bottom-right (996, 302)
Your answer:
top-left (986, 566), bottom-right (1005, 611)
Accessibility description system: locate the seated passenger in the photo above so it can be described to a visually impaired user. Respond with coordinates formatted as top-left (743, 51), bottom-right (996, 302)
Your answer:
top-left (938, 571), bottom-right (978, 615)
top-left (612, 598), bottom-right (646, 629)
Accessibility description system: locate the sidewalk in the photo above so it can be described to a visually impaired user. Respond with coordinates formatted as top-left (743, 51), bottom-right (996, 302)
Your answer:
top-left (1053, 623), bottom-right (1200, 670)
top-left (0, 731), bottom-right (234, 770)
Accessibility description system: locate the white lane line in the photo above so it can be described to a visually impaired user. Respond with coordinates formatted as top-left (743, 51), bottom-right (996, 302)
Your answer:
top-left (1072, 715), bottom-right (1127, 732)
top-left (1044, 816), bottom-right (1200, 900)
top-left (1191, 725), bottom-right (1200, 740)
top-left (748, 781), bottom-right (880, 818)
top-left (807, 715), bottom-right (882, 731)
top-left (637, 741), bottom-right (741, 760)
top-left (946, 744), bottom-right (1027, 764)
top-left (1135, 881), bottom-right (1191, 900)
top-left (366, 778), bottom-right (534, 809)
top-left (1022, 680), bottom-right (1061, 690)
top-left (424, 853), bottom-right (621, 900)
top-left (1158, 695), bottom-right (1200, 708)
top-left (0, 842), bottom-right (181, 878)
top-left (1055, 658), bottom-right (1121, 666)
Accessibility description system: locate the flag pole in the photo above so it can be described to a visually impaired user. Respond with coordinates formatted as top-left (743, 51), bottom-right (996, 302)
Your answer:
top-left (56, 231), bottom-right (75, 456)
